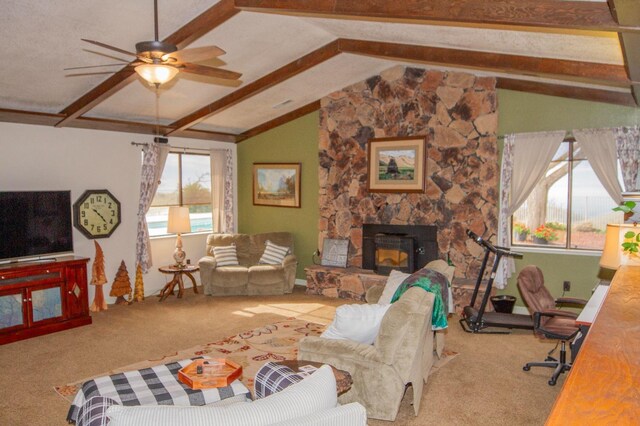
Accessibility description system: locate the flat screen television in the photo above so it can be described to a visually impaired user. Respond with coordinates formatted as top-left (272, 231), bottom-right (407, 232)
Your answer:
top-left (0, 191), bottom-right (74, 261)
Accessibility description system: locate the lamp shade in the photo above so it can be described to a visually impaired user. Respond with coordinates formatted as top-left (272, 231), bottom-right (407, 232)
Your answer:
top-left (167, 206), bottom-right (191, 234)
top-left (600, 223), bottom-right (640, 270)
top-left (135, 64), bottom-right (179, 85)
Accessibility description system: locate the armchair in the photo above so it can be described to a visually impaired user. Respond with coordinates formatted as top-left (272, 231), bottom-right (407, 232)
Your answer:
top-left (298, 287), bottom-right (435, 421)
top-left (517, 265), bottom-right (587, 385)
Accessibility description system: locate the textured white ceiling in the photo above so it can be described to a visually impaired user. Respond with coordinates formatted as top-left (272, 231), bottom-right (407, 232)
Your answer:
top-left (0, 1), bottom-right (629, 136)
top-left (302, 17), bottom-right (623, 65)
top-left (0, 0), bottom-right (218, 113)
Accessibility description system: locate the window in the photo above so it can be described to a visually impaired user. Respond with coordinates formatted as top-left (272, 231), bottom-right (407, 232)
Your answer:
top-left (147, 152), bottom-right (212, 236)
top-left (511, 141), bottom-right (624, 250)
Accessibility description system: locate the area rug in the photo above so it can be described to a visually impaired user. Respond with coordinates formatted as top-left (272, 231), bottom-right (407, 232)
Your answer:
top-left (55, 317), bottom-right (458, 401)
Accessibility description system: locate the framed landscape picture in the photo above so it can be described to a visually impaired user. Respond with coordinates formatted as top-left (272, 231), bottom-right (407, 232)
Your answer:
top-left (367, 136), bottom-right (427, 193)
top-left (253, 163), bottom-right (301, 208)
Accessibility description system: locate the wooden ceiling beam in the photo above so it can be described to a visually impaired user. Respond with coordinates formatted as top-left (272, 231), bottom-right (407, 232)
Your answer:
top-left (235, 0), bottom-right (638, 33)
top-left (607, 0), bottom-right (640, 105)
top-left (338, 39), bottom-right (630, 87)
top-left (167, 40), bottom-right (341, 135)
top-left (55, 0), bottom-right (240, 128)
top-left (0, 108), bottom-right (237, 142)
top-left (0, 108), bottom-right (64, 127)
top-left (236, 100), bottom-right (321, 142)
top-left (497, 78), bottom-right (637, 107)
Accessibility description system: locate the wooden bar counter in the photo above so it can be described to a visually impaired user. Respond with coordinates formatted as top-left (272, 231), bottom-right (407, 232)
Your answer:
top-left (546, 265), bottom-right (640, 425)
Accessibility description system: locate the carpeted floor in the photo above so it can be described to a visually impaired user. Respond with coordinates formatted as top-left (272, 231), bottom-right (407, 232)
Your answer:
top-left (0, 286), bottom-right (562, 425)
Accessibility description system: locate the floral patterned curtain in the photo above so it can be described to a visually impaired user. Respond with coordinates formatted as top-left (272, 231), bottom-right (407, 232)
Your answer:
top-left (224, 149), bottom-right (235, 232)
top-left (614, 126), bottom-right (640, 191)
top-left (135, 143), bottom-right (169, 273)
top-left (210, 148), bottom-right (235, 233)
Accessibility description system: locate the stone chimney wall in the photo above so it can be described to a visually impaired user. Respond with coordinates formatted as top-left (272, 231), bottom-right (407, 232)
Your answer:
top-left (318, 66), bottom-right (499, 279)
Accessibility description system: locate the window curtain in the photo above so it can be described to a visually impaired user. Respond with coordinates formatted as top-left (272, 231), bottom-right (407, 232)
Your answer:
top-left (496, 131), bottom-right (565, 288)
top-left (210, 148), bottom-right (234, 233)
top-left (573, 128), bottom-right (623, 205)
top-left (135, 143), bottom-right (170, 273)
top-left (613, 126), bottom-right (640, 192)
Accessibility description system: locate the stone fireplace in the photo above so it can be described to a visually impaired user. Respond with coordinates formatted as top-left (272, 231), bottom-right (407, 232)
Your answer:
top-left (362, 223), bottom-right (438, 275)
top-left (317, 66), bottom-right (499, 280)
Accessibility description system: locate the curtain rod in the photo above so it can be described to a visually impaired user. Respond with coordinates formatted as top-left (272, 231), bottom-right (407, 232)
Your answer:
top-left (497, 133), bottom-right (575, 143)
top-left (130, 141), bottom-right (212, 152)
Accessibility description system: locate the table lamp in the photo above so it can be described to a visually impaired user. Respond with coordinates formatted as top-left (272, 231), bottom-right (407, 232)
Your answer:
top-left (599, 223), bottom-right (640, 270)
top-left (167, 206), bottom-right (191, 267)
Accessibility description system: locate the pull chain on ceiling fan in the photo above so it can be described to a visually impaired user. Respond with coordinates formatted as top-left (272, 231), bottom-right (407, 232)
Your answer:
top-left (66, 0), bottom-right (241, 86)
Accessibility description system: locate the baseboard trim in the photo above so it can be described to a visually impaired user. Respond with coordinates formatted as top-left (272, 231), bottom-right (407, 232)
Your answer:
top-left (512, 306), bottom-right (529, 315)
top-left (294, 278), bottom-right (307, 287)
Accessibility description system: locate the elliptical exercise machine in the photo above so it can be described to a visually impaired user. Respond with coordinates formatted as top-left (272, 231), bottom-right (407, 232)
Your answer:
top-left (459, 230), bottom-right (534, 334)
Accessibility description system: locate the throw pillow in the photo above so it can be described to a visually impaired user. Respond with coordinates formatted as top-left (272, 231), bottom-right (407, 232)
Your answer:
top-left (258, 240), bottom-right (290, 265)
top-left (377, 269), bottom-right (411, 305)
top-left (321, 303), bottom-right (391, 345)
top-left (212, 245), bottom-right (239, 266)
top-left (106, 365), bottom-right (337, 426)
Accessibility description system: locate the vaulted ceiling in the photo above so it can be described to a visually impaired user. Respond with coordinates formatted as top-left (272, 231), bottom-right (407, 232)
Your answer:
top-left (1, 0), bottom-right (639, 143)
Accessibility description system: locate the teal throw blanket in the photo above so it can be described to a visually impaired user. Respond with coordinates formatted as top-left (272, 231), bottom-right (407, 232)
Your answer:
top-left (390, 276), bottom-right (448, 330)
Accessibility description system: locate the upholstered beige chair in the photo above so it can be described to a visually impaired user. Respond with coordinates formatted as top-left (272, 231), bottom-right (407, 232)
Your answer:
top-left (365, 259), bottom-right (454, 357)
top-left (297, 287), bottom-right (435, 421)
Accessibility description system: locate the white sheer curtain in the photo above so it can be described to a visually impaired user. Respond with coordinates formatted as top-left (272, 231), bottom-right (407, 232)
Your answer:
top-left (614, 126), bottom-right (640, 191)
top-left (496, 131), bottom-right (565, 288)
top-left (135, 143), bottom-right (170, 273)
top-left (210, 149), bottom-right (234, 233)
top-left (573, 128), bottom-right (623, 205)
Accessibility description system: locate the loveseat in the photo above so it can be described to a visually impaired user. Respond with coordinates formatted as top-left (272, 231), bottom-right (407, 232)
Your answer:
top-left (198, 232), bottom-right (298, 296)
top-left (78, 365), bottom-right (367, 426)
top-left (298, 287), bottom-right (436, 421)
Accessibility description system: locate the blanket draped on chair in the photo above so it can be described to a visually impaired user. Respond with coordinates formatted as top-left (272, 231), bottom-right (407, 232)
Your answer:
top-left (391, 276), bottom-right (448, 330)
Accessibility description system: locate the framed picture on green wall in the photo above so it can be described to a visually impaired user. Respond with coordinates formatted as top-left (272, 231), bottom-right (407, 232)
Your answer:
top-left (253, 163), bottom-right (301, 208)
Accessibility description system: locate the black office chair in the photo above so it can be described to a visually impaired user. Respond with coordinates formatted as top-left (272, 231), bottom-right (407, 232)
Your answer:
top-left (517, 265), bottom-right (587, 386)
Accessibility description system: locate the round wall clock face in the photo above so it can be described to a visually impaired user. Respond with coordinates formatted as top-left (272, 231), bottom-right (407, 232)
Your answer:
top-left (73, 189), bottom-right (121, 239)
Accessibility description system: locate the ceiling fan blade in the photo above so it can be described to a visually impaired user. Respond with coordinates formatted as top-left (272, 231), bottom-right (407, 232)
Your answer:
top-left (64, 63), bottom-right (127, 71)
top-left (83, 50), bottom-right (131, 63)
top-left (165, 46), bottom-right (226, 64)
top-left (81, 39), bottom-right (138, 57)
top-left (180, 63), bottom-right (242, 80)
top-left (65, 71), bottom-right (118, 77)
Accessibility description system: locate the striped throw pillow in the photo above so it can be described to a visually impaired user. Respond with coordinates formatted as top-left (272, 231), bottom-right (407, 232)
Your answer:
top-left (259, 240), bottom-right (290, 265)
top-left (212, 245), bottom-right (239, 266)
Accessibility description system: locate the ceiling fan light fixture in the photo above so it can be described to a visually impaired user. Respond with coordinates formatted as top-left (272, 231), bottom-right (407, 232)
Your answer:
top-left (135, 63), bottom-right (179, 85)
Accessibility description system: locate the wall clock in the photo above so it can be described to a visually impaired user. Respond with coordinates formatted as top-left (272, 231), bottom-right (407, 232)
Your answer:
top-left (73, 189), bottom-right (121, 239)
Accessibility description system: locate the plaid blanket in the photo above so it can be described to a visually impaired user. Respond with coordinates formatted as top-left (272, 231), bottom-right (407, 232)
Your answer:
top-left (254, 362), bottom-right (305, 399)
top-left (67, 357), bottom-right (250, 423)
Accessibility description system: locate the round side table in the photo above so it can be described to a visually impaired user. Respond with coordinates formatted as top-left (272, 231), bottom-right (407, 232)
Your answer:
top-left (158, 264), bottom-right (199, 302)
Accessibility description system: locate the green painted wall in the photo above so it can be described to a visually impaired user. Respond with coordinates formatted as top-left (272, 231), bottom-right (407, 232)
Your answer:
top-left (497, 89), bottom-right (639, 303)
top-left (236, 89), bottom-right (640, 292)
top-left (237, 112), bottom-right (320, 279)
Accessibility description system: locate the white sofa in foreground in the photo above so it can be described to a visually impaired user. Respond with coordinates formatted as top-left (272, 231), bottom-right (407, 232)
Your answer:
top-left (101, 365), bottom-right (367, 426)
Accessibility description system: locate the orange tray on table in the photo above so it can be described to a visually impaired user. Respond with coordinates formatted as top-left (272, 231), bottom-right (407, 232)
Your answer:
top-left (178, 359), bottom-right (243, 389)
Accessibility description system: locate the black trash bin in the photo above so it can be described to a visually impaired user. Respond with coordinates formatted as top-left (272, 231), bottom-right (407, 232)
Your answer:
top-left (490, 295), bottom-right (517, 313)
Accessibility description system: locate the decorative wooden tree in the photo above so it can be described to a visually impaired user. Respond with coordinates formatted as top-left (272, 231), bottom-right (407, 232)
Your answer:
top-left (133, 263), bottom-right (145, 302)
top-left (89, 241), bottom-right (108, 312)
top-left (110, 260), bottom-right (132, 305)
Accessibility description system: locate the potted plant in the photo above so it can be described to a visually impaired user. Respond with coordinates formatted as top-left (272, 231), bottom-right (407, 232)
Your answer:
top-left (513, 223), bottom-right (530, 241)
top-left (613, 201), bottom-right (639, 254)
top-left (532, 224), bottom-right (559, 245)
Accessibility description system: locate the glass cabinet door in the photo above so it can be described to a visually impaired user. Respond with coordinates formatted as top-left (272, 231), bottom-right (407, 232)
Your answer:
top-left (0, 290), bottom-right (26, 331)
top-left (29, 284), bottom-right (63, 324)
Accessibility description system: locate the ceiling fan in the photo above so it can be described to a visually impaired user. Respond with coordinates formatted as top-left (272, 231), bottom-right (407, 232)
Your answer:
top-left (66, 0), bottom-right (241, 86)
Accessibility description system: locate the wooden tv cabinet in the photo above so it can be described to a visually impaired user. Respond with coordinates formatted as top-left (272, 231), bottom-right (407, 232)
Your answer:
top-left (0, 256), bottom-right (91, 345)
